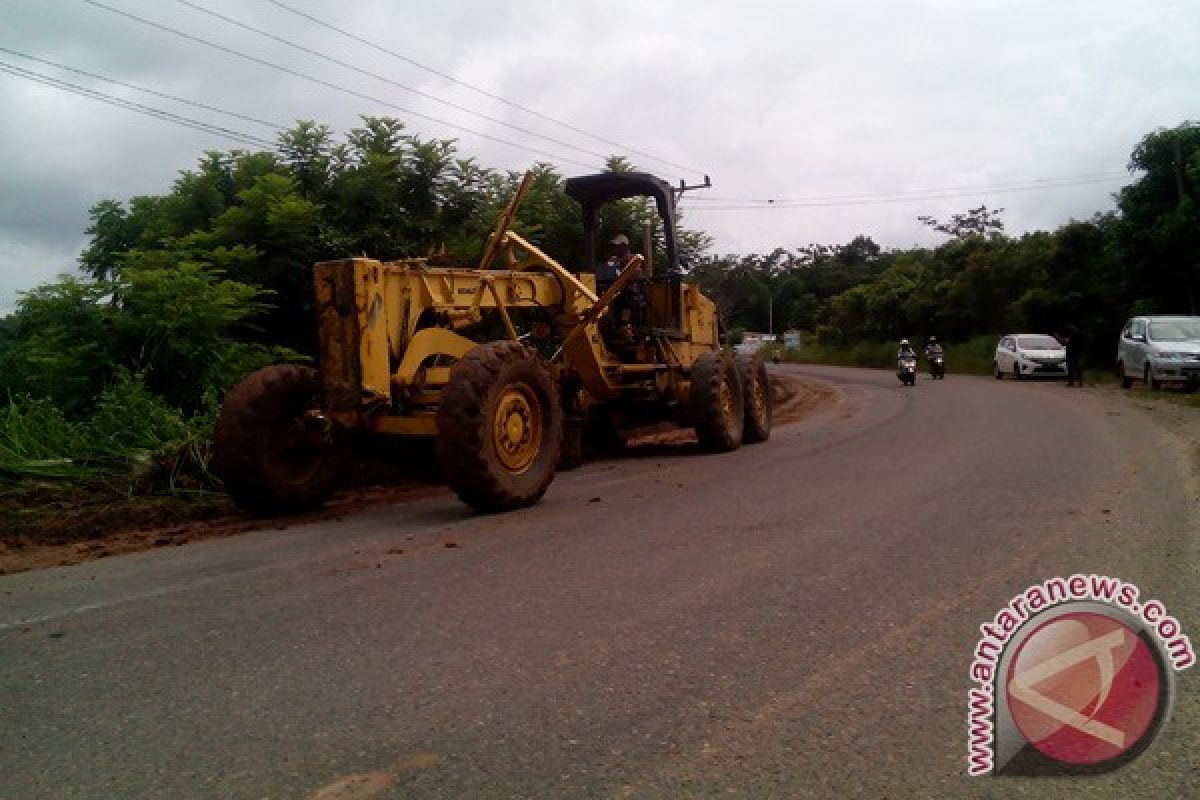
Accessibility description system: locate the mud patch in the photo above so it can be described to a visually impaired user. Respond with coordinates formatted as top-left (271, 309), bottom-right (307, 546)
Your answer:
top-left (305, 752), bottom-right (441, 800)
top-left (308, 771), bottom-right (396, 800)
top-left (394, 752), bottom-right (442, 773)
top-left (0, 481), bottom-right (444, 576)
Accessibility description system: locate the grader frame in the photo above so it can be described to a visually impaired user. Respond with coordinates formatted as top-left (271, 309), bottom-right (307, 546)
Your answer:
top-left (214, 170), bottom-right (771, 514)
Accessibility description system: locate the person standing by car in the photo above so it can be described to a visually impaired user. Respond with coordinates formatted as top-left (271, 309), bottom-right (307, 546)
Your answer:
top-left (1063, 324), bottom-right (1083, 387)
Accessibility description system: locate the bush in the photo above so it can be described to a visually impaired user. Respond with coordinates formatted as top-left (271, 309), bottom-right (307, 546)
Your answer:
top-left (1, 265), bottom-right (293, 417)
top-left (0, 395), bottom-right (90, 480)
top-left (943, 335), bottom-right (1003, 375)
top-left (0, 372), bottom-right (218, 491)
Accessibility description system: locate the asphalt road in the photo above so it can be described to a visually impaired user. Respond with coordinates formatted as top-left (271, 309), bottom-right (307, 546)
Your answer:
top-left (2, 365), bottom-right (1197, 799)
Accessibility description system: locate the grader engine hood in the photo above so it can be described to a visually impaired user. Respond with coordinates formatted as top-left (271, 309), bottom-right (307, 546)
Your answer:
top-left (314, 257), bottom-right (576, 419)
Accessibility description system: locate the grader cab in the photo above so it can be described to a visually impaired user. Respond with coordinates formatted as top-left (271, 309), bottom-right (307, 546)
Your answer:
top-left (213, 171), bottom-right (772, 514)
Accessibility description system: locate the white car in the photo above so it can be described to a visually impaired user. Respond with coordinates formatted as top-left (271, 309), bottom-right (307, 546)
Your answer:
top-left (993, 334), bottom-right (1067, 380)
top-left (1117, 315), bottom-right (1200, 389)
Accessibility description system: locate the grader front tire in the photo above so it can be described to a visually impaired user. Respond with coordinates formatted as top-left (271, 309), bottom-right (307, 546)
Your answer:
top-left (739, 355), bottom-right (772, 444)
top-left (436, 342), bottom-right (562, 513)
top-left (213, 364), bottom-right (346, 515)
top-left (691, 351), bottom-right (744, 453)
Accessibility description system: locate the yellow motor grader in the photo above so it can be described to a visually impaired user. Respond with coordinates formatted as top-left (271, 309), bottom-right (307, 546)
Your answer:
top-left (213, 170), bottom-right (772, 513)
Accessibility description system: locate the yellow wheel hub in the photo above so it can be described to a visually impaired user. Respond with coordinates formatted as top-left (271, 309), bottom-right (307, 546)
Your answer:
top-left (492, 383), bottom-right (543, 473)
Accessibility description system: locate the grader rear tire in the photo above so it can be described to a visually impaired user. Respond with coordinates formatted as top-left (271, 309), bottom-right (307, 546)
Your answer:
top-left (691, 351), bottom-right (744, 453)
top-left (436, 342), bottom-right (562, 512)
top-left (739, 355), bottom-right (772, 444)
top-left (213, 364), bottom-right (346, 515)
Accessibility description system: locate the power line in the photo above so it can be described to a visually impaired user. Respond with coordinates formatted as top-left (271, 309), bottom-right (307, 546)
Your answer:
top-left (266, 0), bottom-right (706, 177)
top-left (0, 59), bottom-right (275, 148)
top-left (686, 174), bottom-right (1129, 211)
top-left (686, 170), bottom-right (1132, 206)
top-left (174, 0), bottom-right (618, 164)
top-left (84, 0), bottom-right (601, 172)
top-left (0, 46), bottom-right (285, 132)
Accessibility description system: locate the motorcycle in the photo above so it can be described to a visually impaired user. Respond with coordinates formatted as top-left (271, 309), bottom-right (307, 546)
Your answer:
top-left (897, 356), bottom-right (917, 386)
top-left (929, 354), bottom-right (945, 379)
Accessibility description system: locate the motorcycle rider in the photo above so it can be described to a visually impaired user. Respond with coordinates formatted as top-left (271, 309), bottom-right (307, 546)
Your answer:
top-left (925, 336), bottom-right (945, 378)
top-left (896, 338), bottom-right (917, 384)
top-left (925, 336), bottom-right (943, 360)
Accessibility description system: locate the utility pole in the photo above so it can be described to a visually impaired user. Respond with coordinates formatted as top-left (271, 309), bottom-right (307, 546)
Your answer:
top-left (1173, 134), bottom-right (1186, 206)
top-left (1172, 133), bottom-right (1196, 312)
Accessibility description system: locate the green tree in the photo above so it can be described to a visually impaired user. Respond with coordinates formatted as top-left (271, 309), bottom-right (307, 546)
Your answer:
top-left (1, 266), bottom-right (282, 415)
top-left (78, 196), bottom-right (163, 281)
top-left (917, 205), bottom-right (1006, 239)
top-left (1115, 121), bottom-right (1200, 314)
top-left (1, 277), bottom-right (115, 412)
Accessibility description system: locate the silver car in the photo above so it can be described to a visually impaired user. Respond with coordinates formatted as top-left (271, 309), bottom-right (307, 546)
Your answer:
top-left (1117, 315), bottom-right (1200, 389)
top-left (993, 333), bottom-right (1067, 380)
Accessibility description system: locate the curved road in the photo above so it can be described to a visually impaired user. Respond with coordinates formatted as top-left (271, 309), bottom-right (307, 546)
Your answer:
top-left (2, 366), bottom-right (1197, 798)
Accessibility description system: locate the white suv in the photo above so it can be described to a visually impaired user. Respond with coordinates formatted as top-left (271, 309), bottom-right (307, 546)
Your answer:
top-left (1117, 315), bottom-right (1200, 389)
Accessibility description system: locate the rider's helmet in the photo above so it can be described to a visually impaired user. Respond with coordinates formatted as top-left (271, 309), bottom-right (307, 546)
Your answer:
top-left (928, 336), bottom-right (937, 343)
top-left (900, 338), bottom-right (910, 346)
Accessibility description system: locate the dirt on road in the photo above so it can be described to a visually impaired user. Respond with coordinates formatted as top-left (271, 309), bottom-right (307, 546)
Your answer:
top-left (0, 372), bottom-right (837, 575)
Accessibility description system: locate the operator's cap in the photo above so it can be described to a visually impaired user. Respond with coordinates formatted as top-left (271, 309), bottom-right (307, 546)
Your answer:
top-left (609, 233), bottom-right (630, 245)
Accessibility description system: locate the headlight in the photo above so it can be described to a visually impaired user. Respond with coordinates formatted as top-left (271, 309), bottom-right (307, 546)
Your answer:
top-left (1158, 352), bottom-right (1185, 361)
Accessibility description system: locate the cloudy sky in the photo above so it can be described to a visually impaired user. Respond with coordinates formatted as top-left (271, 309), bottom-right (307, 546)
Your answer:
top-left (2, 0), bottom-right (1197, 314)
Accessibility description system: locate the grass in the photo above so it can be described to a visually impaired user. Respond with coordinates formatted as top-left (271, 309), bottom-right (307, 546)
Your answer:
top-left (0, 397), bottom-right (95, 480)
top-left (0, 372), bottom-right (218, 491)
top-left (1119, 382), bottom-right (1200, 407)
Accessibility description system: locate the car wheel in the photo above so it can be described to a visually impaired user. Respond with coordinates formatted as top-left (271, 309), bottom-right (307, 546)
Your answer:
top-left (993, 362), bottom-right (1003, 380)
top-left (1118, 361), bottom-right (1133, 389)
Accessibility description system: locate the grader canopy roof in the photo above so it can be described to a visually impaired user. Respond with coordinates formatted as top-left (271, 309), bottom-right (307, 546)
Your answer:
top-left (564, 172), bottom-right (680, 272)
